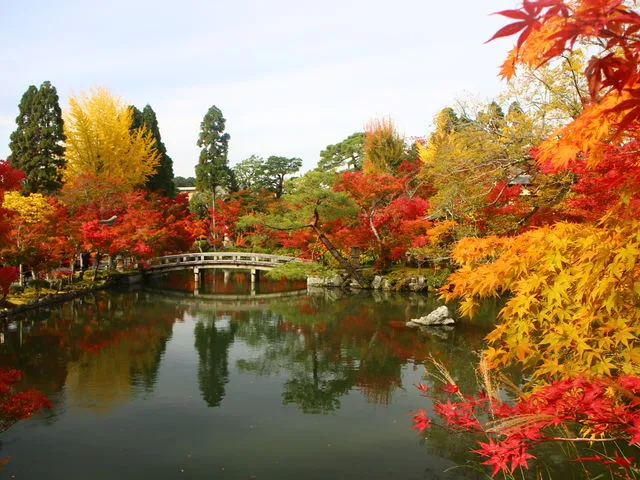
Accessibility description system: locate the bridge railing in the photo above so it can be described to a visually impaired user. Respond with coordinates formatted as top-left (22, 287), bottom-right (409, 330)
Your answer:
top-left (147, 252), bottom-right (297, 270)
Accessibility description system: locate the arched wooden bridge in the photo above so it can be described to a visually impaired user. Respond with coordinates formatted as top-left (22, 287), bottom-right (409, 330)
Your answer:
top-left (145, 252), bottom-right (299, 293)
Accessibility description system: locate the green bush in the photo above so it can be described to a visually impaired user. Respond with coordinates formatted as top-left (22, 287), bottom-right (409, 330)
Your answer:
top-left (29, 279), bottom-right (50, 290)
top-left (266, 261), bottom-right (337, 281)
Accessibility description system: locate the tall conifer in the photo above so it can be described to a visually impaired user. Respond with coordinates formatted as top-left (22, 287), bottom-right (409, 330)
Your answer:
top-left (142, 106), bottom-right (175, 196)
top-left (195, 105), bottom-right (233, 240)
top-left (8, 81), bottom-right (66, 194)
top-left (195, 105), bottom-right (232, 196)
top-left (129, 104), bottom-right (176, 195)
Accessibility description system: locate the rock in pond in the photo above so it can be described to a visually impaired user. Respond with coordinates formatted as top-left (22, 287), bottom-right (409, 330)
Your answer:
top-left (407, 305), bottom-right (455, 326)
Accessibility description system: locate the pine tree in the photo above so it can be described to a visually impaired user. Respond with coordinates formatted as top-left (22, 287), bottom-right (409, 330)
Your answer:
top-left (8, 81), bottom-right (66, 194)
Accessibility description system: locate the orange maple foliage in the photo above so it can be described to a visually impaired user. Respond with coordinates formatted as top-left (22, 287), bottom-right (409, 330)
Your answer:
top-left (441, 0), bottom-right (640, 381)
top-left (492, 0), bottom-right (640, 166)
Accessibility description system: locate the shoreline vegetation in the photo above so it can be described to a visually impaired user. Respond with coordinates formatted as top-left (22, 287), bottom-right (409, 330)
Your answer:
top-left (0, 263), bottom-right (450, 318)
top-left (0, 269), bottom-right (142, 318)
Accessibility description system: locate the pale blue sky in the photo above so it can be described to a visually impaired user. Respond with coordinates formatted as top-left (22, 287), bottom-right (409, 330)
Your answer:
top-left (0, 0), bottom-right (518, 177)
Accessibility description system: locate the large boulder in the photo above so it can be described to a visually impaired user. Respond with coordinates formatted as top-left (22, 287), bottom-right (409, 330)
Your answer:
top-left (407, 305), bottom-right (455, 326)
top-left (307, 275), bottom-right (344, 288)
top-left (381, 279), bottom-right (394, 291)
top-left (306, 276), bottom-right (325, 287)
top-left (408, 276), bottom-right (428, 292)
top-left (327, 274), bottom-right (345, 287)
top-left (371, 275), bottom-right (384, 290)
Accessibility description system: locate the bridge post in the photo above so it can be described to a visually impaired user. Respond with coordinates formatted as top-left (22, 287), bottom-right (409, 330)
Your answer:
top-left (194, 266), bottom-right (200, 291)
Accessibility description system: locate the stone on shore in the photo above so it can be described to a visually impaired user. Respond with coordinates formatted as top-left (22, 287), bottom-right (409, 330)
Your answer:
top-left (307, 275), bottom-right (344, 288)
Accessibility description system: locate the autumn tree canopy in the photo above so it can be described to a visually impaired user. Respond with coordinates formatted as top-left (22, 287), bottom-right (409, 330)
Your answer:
top-left (362, 117), bottom-right (407, 175)
top-left (444, 0), bottom-right (640, 383)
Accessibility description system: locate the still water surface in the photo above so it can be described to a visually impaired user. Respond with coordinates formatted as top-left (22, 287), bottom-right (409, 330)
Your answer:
top-left (0, 271), bottom-right (578, 479)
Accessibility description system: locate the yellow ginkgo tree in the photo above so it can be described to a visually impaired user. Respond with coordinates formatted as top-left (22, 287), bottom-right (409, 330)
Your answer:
top-left (63, 87), bottom-right (159, 190)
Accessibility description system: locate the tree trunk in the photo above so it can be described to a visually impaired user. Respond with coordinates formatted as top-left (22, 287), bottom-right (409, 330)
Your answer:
top-left (309, 208), bottom-right (366, 286)
top-left (367, 208), bottom-right (391, 273)
top-left (70, 256), bottom-right (76, 283)
top-left (211, 189), bottom-right (217, 250)
top-left (92, 253), bottom-right (101, 283)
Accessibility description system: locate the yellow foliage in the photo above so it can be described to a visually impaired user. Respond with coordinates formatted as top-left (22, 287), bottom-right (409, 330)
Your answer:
top-left (443, 220), bottom-right (640, 381)
top-left (536, 91), bottom-right (632, 169)
top-left (500, 50), bottom-right (587, 131)
top-left (418, 101), bottom-right (557, 235)
top-left (63, 88), bottom-right (159, 189)
top-left (442, 1), bottom-right (640, 388)
top-left (3, 192), bottom-right (54, 224)
top-left (362, 117), bottom-right (406, 174)
top-left (427, 220), bottom-right (457, 243)
top-left (500, 6), bottom-right (636, 172)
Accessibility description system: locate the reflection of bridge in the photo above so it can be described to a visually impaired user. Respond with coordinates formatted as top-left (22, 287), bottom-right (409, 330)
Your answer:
top-left (145, 252), bottom-right (299, 293)
top-left (146, 287), bottom-right (307, 311)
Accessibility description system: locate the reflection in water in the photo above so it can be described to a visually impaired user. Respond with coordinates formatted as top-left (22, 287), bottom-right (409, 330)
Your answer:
top-left (0, 291), bottom-right (182, 414)
top-left (150, 269), bottom-right (307, 295)
top-left (194, 318), bottom-right (236, 407)
top-left (233, 291), bottom-right (489, 413)
top-left (0, 278), bottom-right (584, 480)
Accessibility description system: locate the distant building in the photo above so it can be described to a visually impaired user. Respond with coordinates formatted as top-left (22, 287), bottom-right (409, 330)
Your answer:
top-left (176, 186), bottom-right (197, 200)
top-left (508, 174), bottom-right (533, 196)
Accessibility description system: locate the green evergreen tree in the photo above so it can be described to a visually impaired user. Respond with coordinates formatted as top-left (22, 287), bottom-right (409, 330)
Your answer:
top-left (195, 105), bottom-right (233, 197)
top-left (129, 105), bottom-right (144, 131)
top-left (8, 81), bottom-right (66, 194)
top-left (174, 176), bottom-right (196, 187)
top-left (233, 155), bottom-right (266, 191)
top-left (129, 104), bottom-right (176, 195)
top-left (318, 132), bottom-right (364, 171)
top-left (195, 105), bottom-right (233, 240)
top-left (263, 155), bottom-right (303, 199)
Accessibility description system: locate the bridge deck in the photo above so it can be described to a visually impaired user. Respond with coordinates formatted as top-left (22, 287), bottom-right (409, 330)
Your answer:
top-left (146, 252), bottom-right (297, 274)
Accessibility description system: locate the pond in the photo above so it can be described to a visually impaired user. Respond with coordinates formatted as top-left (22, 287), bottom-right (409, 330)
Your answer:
top-left (0, 271), bottom-right (585, 479)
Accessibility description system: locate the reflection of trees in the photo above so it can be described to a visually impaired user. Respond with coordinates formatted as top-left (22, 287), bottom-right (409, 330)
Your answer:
top-left (233, 292), bottom-right (496, 413)
top-left (355, 336), bottom-right (402, 405)
top-left (194, 318), bottom-right (236, 407)
top-left (234, 310), bottom-right (356, 414)
top-left (0, 290), bottom-right (183, 415)
top-left (281, 331), bottom-right (354, 414)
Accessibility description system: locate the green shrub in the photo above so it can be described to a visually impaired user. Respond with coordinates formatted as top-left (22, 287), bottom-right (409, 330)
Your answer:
top-left (266, 261), bottom-right (337, 281)
top-left (29, 279), bottom-right (50, 290)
